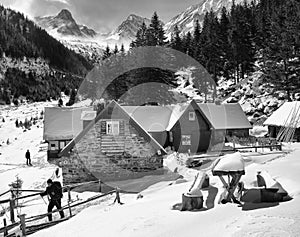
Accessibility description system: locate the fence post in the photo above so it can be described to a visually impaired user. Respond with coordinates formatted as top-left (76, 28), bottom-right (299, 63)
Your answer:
top-left (3, 218), bottom-right (8, 237)
top-left (98, 180), bottom-right (101, 193)
top-left (67, 187), bottom-right (72, 217)
top-left (9, 198), bottom-right (15, 223)
top-left (19, 214), bottom-right (26, 237)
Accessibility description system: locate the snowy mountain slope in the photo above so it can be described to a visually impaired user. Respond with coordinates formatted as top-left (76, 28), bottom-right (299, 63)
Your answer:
top-left (106, 14), bottom-right (152, 47)
top-left (35, 9), bottom-right (97, 38)
top-left (164, 0), bottom-right (250, 37)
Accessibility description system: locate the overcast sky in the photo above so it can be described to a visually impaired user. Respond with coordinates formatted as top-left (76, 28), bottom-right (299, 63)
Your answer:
top-left (0, 0), bottom-right (201, 32)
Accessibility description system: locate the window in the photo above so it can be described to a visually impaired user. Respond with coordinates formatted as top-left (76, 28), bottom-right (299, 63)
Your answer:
top-left (49, 141), bottom-right (58, 151)
top-left (106, 121), bottom-right (120, 135)
top-left (182, 135), bottom-right (191, 146)
top-left (189, 111), bottom-right (195, 121)
top-left (59, 141), bottom-right (65, 150)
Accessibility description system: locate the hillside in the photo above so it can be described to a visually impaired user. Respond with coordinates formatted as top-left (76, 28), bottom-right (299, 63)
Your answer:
top-left (0, 5), bottom-right (92, 103)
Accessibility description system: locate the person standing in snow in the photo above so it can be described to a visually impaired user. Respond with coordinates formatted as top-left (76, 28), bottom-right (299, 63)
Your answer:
top-left (40, 179), bottom-right (65, 221)
top-left (25, 149), bottom-right (32, 166)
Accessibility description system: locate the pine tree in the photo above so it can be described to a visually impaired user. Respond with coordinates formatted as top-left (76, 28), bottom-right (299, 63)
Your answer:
top-left (182, 31), bottom-right (192, 56)
top-left (130, 22), bottom-right (148, 47)
top-left (113, 45), bottom-right (119, 54)
top-left (170, 25), bottom-right (183, 52)
top-left (120, 44), bottom-right (125, 55)
top-left (262, 0), bottom-right (300, 100)
top-left (147, 12), bottom-right (167, 46)
top-left (102, 45), bottom-right (111, 60)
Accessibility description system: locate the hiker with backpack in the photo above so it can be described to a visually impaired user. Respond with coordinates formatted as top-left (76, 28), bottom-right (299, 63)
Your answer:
top-left (40, 179), bottom-right (65, 221)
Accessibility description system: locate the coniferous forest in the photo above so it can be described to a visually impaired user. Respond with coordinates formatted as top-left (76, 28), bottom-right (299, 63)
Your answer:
top-left (127, 0), bottom-right (300, 102)
top-left (0, 0), bottom-right (299, 104)
top-left (0, 5), bottom-right (92, 103)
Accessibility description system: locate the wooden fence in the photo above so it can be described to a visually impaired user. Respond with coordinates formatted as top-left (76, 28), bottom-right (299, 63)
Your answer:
top-left (0, 180), bottom-right (121, 236)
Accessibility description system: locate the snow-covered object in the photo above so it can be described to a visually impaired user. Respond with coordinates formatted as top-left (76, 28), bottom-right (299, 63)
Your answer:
top-left (264, 101), bottom-right (300, 128)
top-left (212, 152), bottom-right (245, 175)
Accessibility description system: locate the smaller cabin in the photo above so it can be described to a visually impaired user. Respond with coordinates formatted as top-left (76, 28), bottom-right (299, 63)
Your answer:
top-left (43, 106), bottom-right (93, 159)
top-left (197, 103), bottom-right (252, 141)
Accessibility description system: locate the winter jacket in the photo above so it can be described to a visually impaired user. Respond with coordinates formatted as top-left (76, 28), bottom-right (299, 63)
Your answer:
top-left (41, 181), bottom-right (63, 200)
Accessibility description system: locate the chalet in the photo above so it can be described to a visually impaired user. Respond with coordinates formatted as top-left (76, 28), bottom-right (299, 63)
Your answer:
top-left (166, 100), bottom-right (212, 153)
top-left (123, 101), bottom-right (252, 154)
top-left (264, 101), bottom-right (300, 142)
top-left (43, 106), bottom-right (93, 159)
top-left (56, 101), bottom-right (166, 183)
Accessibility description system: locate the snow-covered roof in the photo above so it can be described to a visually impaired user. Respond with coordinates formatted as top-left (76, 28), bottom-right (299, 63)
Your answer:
top-left (264, 101), bottom-right (300, 128)
top-left (43, 106), bottom-right (93, 141)
top-left (60, 101), bottom-right (167, 157)
top-left (212, 152), bottom-right (245, 175)
top-left (165, 104), bottom-right (188, 131)
top-left (122, 106), bottom-right (174, 132)
top-left (197, 103), bottom-right (252, 130)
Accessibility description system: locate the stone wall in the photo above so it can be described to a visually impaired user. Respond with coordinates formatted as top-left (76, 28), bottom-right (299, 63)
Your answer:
top-left (50, 119), bottom-right (163, 183)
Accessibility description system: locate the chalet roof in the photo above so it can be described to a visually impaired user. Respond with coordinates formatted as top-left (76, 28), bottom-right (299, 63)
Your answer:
top-left (59, 101), bottom-right (166, 157)
top-left (122, 106), bottom-right (173, 132)
top-left (43, 106), bottom-right (93, 141)
top-left (197, 103), bottom-right (252, 130)
top-left (264, 101), bottom-right (300, 128)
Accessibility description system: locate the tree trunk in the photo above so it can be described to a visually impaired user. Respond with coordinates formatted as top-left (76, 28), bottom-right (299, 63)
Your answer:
top-left (181, 194), bottom-right (203, 211)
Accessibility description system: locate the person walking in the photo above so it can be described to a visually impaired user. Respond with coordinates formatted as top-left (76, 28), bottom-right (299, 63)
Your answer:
top-left (40, 179), bottom-right (65, 221)
top-left (25, 149), bottom-right (32, 166)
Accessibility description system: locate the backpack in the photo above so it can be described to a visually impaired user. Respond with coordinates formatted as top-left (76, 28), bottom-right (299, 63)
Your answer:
top-left (53, 181), bottom-right (63, 198)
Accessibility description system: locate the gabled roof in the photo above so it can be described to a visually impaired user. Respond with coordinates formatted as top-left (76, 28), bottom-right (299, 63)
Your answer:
top-left (197, 103), bottom-right (252, 130)
top-left (264, 101), bottom-right (300, 128)
top-left (43, 106), bottom-right (93, 141)
top-left (122, 106), bottom-right (173, 132)
top-left (165, 104), bottom-right (188, 131)
top-left (59, 100), bottom-right (167, 157)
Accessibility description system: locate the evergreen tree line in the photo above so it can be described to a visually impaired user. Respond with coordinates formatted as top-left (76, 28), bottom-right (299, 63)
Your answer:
top-left (0, 68), bottom-right (82, 103)
top-left (128, 0), bottom-right (300, 99)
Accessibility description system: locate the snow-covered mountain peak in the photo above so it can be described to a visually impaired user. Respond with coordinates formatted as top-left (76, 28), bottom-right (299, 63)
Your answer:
top-left (164, 0), bottom-right (249, 37)
top-left (55, 9), bottom-right (74, 22)
top-left (35, 9), bottom-right (97, 38)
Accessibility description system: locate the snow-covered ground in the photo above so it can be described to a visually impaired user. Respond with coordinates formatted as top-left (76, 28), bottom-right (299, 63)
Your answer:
top-left (30, 144), bottom-right (300, 237)
top-left (1, 101), bottom-right (300, 237)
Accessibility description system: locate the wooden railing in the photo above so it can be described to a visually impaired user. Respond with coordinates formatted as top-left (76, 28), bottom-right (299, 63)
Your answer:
top-left (0, 180), bottom-right (122, 236)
